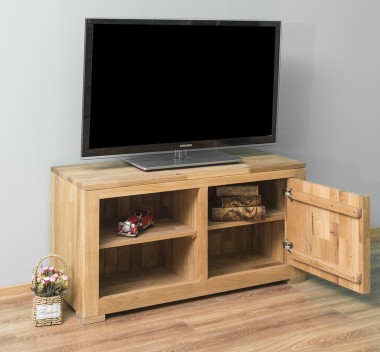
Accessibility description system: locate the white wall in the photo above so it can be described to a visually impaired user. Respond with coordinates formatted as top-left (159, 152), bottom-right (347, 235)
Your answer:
top-left (0, 0), bottom-right (379, 287)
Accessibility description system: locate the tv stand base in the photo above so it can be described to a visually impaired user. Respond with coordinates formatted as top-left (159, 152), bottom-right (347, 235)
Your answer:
top-left (125, 149), bottom-right (242, 171)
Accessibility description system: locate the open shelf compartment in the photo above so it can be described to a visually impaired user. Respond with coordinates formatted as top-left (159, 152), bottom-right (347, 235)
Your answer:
top-left (208, 221), bottom-right (285, 278)
top-left (208, 179), bottom-right (287, 226)
top-left (100, 236), bottom-right (198, 297)
top-left (99, 188), bottom-right (198, 249)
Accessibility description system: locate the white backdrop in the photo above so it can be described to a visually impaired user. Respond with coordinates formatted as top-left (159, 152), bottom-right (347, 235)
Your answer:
top-left (0, 0), bottom-right (379, 287)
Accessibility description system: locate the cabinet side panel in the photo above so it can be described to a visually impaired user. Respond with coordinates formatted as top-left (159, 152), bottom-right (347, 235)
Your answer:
top-left (50, 174), bottom-right (79, 311)
top-left (78, 190), bottom-right (101, 318)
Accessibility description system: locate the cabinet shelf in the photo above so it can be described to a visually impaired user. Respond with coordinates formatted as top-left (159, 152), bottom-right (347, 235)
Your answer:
top-left (100, 218), bottom-right (196, 249)
top-left (99, 267), bottom-right (192, 297)
top-left (208, 251), bottom-right (282, 278)
top-left (208, 208), bottom-right (284, 231)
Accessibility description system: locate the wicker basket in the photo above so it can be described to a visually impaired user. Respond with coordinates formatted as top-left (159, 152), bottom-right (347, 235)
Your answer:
top-left (31, 254), bottom-right (67, 327)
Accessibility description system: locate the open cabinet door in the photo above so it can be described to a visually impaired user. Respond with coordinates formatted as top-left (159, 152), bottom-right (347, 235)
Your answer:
top-left (285, 178), bottom-right (370, 294)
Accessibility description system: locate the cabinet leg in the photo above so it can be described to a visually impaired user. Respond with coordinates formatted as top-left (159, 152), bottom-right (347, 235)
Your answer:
top-left (77, 313), bottom-right (106, 325)
top-left (287, 273), bottom-right (307, 284)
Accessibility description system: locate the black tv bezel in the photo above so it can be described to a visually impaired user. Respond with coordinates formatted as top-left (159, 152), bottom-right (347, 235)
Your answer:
top-left (81, 18), bottom-right (281, 159)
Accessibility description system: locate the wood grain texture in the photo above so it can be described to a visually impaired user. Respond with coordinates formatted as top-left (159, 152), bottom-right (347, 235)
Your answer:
top-left (51, 152), bottom-right (306, 191)
top-left (50, 153), bottom-right (307, 323)
top-left (1, 229), bottom-right (379, 352)
top-left (285, 178), bottom-right (370, 294)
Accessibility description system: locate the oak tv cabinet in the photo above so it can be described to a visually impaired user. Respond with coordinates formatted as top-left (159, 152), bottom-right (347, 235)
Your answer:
top-left (50, 151), bottom-right (370, 325)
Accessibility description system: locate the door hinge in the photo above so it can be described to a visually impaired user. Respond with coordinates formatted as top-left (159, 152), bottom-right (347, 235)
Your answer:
top-left (283, 187), bottom-right (293, 201)
top-left (282, 241), bottom-right (293, 252)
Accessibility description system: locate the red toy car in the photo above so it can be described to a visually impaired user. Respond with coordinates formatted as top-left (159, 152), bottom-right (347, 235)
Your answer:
top-left (117, 208), bottom-right (155, 237)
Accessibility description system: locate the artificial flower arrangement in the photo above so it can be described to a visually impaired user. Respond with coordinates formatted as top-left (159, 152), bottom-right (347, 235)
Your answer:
top-left (31, 254), bottom-right (69, 326)
top-left (31, 265), bottom-right (69, 297)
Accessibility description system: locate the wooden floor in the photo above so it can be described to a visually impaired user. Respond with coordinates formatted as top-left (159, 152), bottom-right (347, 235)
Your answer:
top-left (1, 230), bottom-right (379, 352)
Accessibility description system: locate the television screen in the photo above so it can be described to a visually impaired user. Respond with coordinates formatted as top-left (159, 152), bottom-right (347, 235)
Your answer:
top-left (82, 19), bottom-right (281, 170)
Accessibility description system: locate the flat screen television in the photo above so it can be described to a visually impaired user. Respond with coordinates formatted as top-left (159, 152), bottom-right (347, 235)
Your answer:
top-left (81, 18), bottom-right (281, 170)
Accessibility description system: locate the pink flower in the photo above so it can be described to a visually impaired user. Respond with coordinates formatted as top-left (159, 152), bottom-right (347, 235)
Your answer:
top-left (49, 276), bottom-right (56, 283)
top-left (43, 277), bottom-right (50, 283)
top-left (62, 274), bottom-right (69, 281)
top-left (42, 266), bottom-right (49, 272)
top-left (48, 266), bottom-right (54, 272)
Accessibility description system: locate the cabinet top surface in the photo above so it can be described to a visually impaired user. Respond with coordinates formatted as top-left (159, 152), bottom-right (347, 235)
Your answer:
top-left (51, 150), bottom-right (305, 191)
